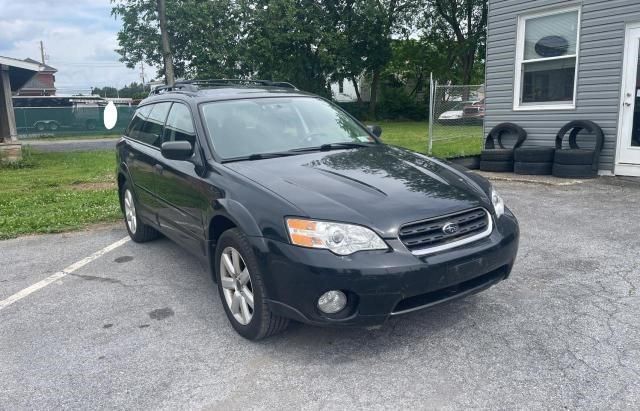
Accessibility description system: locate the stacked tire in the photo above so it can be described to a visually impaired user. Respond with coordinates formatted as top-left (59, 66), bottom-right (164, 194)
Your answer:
top-left (480, 149), bottom-right (514, 172)
top-left (514, 147), bottom-right (555, 175)
top-left (480, 123), bottom-right (527, 172)
top-left (552, 120), bottom-right (604, 179)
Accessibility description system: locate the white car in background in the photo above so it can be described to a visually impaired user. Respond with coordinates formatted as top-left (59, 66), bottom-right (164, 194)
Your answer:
top-left (437, 101), bottom-right (474, 125)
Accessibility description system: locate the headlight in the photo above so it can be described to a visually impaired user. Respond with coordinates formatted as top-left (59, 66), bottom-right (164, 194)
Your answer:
top-left (491, 187), bottom-right (505, 218)
top-left (286, 218), bottom-right (387, 255)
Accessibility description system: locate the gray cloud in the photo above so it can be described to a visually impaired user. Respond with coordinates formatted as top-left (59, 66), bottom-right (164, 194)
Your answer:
top-left (0, 0), bottom-right (154, 95)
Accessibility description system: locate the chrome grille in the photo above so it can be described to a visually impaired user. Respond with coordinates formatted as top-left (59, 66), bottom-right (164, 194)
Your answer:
top-left (399, 208), bottom-right (491, 255)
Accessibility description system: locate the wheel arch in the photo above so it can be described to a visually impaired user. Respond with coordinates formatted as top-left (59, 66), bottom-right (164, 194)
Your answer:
top-left (207, 199), bottom-right (262, 245)
top-left (206, 199), bottom-right (265, 284)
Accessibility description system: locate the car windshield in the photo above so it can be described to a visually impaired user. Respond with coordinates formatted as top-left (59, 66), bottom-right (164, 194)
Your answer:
top-left (200, 97), bottom-right (376, 160)
top-left (450, 102), bottom-right (471, 111)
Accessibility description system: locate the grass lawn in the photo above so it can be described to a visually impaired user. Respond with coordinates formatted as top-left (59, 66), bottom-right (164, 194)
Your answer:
top-left (373, 121), bottom-right (484, 158)
top-left (0, 149), bottom-right (120, 239)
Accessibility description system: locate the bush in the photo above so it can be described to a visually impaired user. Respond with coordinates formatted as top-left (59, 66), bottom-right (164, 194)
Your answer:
top-left (336, 88), bottom-right (427, 121)
top-left (377, 88), bottom-right (427, 121)
top-left (337, 102), bottom-right (370, 121)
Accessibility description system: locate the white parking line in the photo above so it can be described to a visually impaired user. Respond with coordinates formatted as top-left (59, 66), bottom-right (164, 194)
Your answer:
top-left (0, 236), bottom-right (131, 311)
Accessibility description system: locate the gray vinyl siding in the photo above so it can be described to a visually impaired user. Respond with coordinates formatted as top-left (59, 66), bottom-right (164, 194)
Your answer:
top-left (485, 0), bottom-right (640, 172)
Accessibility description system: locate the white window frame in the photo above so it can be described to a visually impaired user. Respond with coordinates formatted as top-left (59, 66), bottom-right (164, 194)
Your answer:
top-left (513, 6), bottom-right (581, 111)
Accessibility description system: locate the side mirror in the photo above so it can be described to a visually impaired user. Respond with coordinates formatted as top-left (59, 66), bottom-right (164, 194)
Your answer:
top-left (367, 124), bottom-right (382, 138)
top-left (161, 141), bottom-right (193, 161)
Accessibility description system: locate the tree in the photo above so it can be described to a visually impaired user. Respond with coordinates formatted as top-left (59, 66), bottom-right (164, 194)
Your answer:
top-left (363, 0), bottom-right (421, 119)
top-left (112, 0), bottom-right (250, 79)
top-left (242, 0), bottom-right (336, 96)
top-left (91, 86), bottom-right (119, 98)
top-left (110, 0), bottom-right (482, 116)
top-left (92, 82), bottom-right (148, 99)
top-left (422, 0), bottom-right (487, 85)
top-left (157, 0), bottom-right (175, 85)
top-left (118, 82), bottom-right (147, 99)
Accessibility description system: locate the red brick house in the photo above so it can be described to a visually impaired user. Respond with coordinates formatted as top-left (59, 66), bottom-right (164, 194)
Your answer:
top-left (15, 58), bottom-right (56, 96)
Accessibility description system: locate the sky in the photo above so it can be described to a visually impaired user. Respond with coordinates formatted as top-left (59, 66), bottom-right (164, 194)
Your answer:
top-left (0, 0), bottom-right (153, 95)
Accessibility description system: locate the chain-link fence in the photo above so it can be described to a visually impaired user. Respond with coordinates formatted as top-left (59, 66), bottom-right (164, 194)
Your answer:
top-left (14, 106), bottom-right (136, 139)
top-left (428, 83), bottom-right (484, 158)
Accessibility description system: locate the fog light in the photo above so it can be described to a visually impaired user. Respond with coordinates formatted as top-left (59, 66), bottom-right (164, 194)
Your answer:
top-left (317, 290), bottom-right (347, 314)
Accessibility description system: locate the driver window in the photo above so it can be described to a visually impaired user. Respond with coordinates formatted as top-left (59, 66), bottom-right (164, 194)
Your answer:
top-left (163, 103), bottom-right (196, 146)
top-left (138, 102), bottom-right (171, 147)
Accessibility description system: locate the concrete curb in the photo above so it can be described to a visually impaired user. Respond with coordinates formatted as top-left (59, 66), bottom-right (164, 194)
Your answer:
top-left (476, 171), bottom-right (587, 186)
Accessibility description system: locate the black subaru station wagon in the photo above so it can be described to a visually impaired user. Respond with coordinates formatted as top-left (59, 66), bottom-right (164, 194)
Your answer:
top-left (116, 80), bottom-right (519, 340)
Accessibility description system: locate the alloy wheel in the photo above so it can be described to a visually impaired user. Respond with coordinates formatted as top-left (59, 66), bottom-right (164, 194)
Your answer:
top-left (123, 189), bottom-right (137, 234)
top-left (219, 246), bottom-right (254, 325)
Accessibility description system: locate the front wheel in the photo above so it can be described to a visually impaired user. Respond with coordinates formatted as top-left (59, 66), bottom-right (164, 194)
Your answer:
top-left (215, 229), bottom-right (289, 340)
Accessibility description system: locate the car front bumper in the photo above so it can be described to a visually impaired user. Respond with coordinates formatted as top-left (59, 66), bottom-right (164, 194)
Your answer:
top-left (250, 209), bottom-right (519, 327)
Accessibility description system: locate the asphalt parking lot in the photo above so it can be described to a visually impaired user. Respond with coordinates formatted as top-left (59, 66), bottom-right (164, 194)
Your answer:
top-left (1, 177), bottom-right (639, 409)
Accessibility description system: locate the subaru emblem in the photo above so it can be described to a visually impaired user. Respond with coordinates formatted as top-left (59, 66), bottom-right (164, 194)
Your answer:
top-left (442, 222), bottom-right (459, 235)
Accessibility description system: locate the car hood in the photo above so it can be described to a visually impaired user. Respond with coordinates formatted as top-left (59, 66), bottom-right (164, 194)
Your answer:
top-left (224, 145), bottom-right (491, 237)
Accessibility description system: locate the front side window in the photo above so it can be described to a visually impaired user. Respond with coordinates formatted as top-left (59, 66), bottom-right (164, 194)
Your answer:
top-left (139, 102), bottom-right (171, 147)
top-left (163, 103), bottom-right (196, 145)
top-left (200, 97), bottom-right (375, 159)
top-left (515, 8), bottom-right (580, 109)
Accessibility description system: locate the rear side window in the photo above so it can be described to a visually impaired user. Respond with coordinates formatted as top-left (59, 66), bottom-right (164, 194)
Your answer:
top-left (126, 103), bottom-right (171, 147)
top-left (163, 103), bottom-right (196, 145)
top-left (126, 105), bottom-right (153, 141)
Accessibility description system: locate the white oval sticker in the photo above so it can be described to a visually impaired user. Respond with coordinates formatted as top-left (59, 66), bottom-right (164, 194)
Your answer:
top-left (103, 101), bottom-right (118, 130)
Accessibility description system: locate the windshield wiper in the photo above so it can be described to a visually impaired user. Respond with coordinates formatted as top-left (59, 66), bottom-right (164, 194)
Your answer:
top-left (288, 141), bottom-right (375, 153)
top-left (222, 142), bottom-right (376, 162)
top-left (222, 151), bottom-right (301, 162)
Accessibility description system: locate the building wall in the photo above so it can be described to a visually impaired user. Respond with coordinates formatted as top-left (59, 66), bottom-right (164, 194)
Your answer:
top-left (485, 0), bottom-right (640, 172)
top-left (16, 72), bottom-right (56, 96)
top-left (331, 79), bottom-right (361, 103)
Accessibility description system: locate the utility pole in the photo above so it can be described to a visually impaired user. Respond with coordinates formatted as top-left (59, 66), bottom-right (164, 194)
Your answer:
top-left (140, 62), bottom-right (145, 89)
top-left (157, 0), bottom-right (175, 86)
top-left (39, 41), bottom-right (45, 64)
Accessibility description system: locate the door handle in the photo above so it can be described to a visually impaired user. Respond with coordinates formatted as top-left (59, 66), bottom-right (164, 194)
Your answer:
top-left (154, 164), bottom-right (164, 174)
top-left (624, 102), bottom-right (632, 107)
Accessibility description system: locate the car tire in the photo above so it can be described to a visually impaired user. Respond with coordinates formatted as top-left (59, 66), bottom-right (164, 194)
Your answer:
top-left (514, 147), bottom-right (555, 163)
top-left (35, 122), bottom-right (46, 132)
top-left (485, 123), bottom-right (527, 149)
top-left (480, 160), bottom-right (513, 172)
top-left (120, 181), bottom-right (159, 243)
top-left (553, 149), bottom-right (595, 165)
top-left (481, 149), bottom-right (513, 162)
top-left (552, 163), bottom-right (597, 179)
top-left (48, 122), bottom-right (60, 131)
top-left (215, 228), bottom-right (289, 340)
top-left (514, 161), bottom-right (553, 175)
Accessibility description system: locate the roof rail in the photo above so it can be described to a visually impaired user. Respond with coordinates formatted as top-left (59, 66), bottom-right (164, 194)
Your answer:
top-left (148, 79), bottom-right (298, 96)
top-left (148, 83), bottom-right (199, 96)
top-left (179, 79), bottom-right (297, 90)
